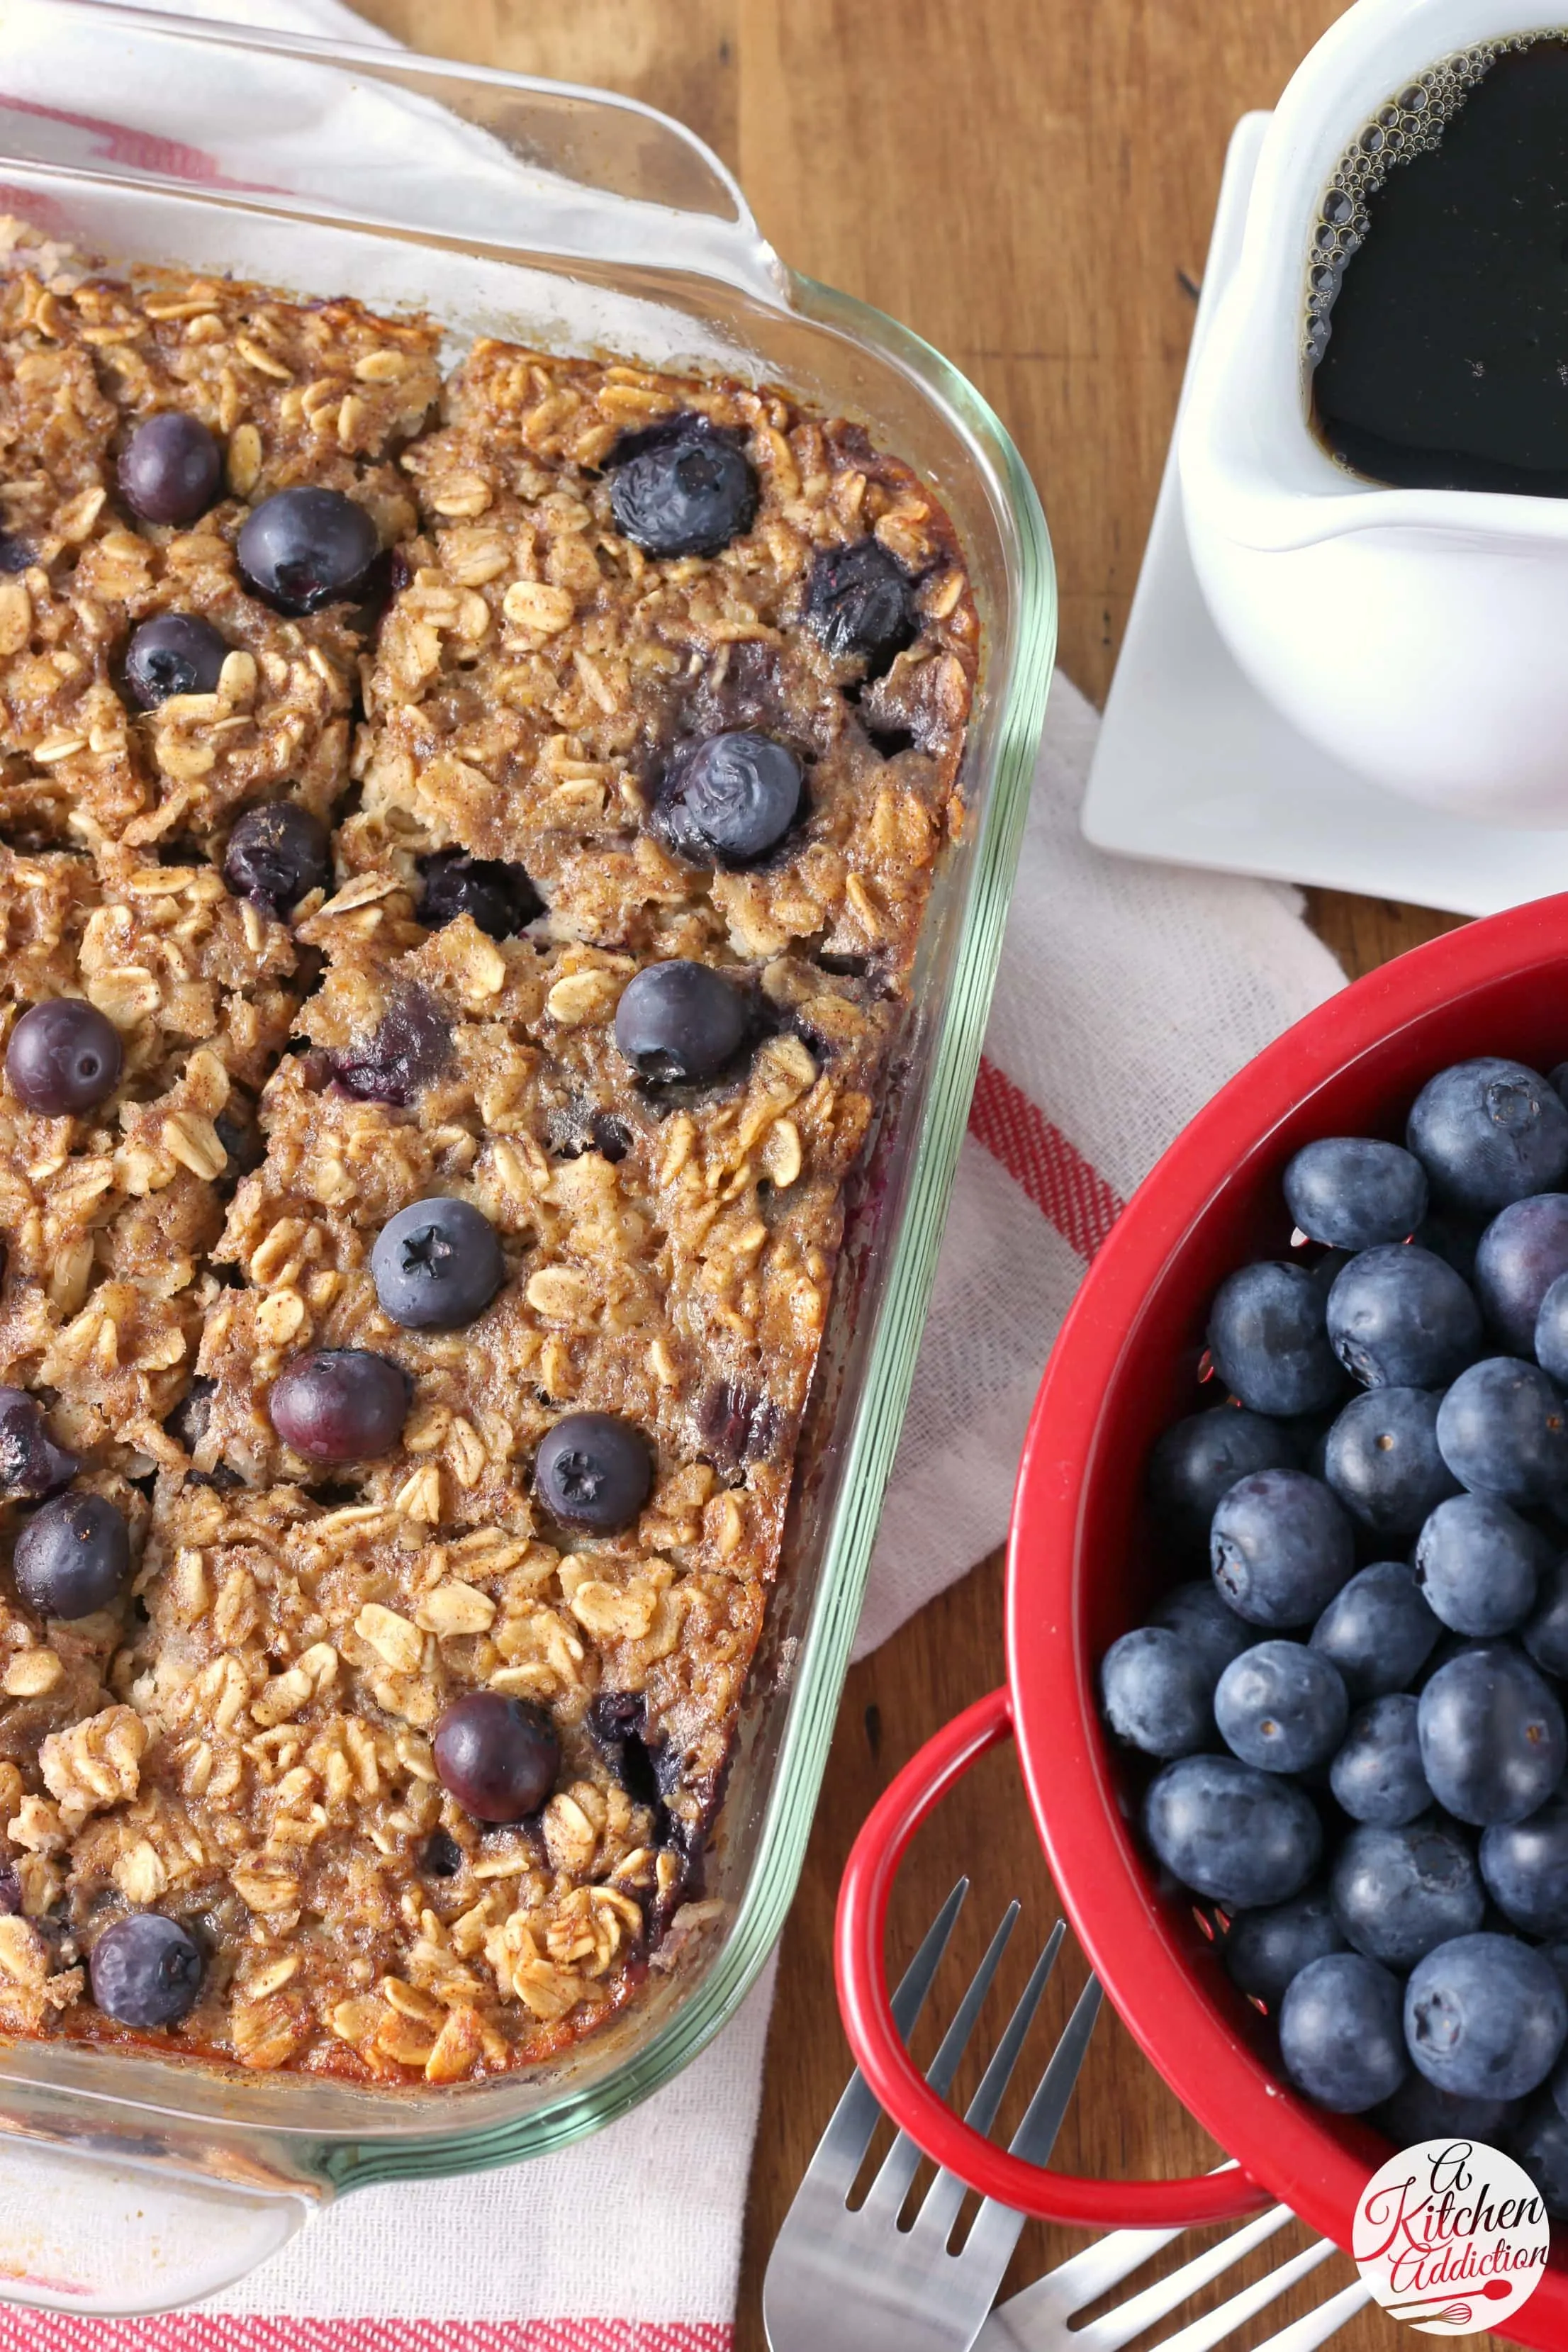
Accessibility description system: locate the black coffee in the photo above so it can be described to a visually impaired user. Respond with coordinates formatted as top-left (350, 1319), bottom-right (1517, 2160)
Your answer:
top-left (1311, 37), bottom-right (1568, 495)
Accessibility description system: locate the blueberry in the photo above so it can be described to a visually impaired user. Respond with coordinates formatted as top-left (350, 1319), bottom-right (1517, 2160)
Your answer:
top-left (1206, 1262), bottom-right (1343, 1416)
top-left (13, 1492), bottom-right (130, 1618)
top-left (1147, 1408), bottom-right (1300, 1557)
top-left (1330, 1695), bottom-right (1430, 1824)
top-left (1331, 1819), bottom-right (1485, 1966)
top-left (805, 539), bottom-right (917, 674)
top-left (418, 850), bottom-right (542, 941)
top-left (117, 413), bottom-right (221, 527)
top-left (654, 732), bottom-right (802, 865)
top-left (610, 430), bottom-right (756, 557)
top-left (1525, 1557), bottom-right (1568, 1677)
top-left (1221, 1886), bottom-right (1347, 2007)
top-left (1209, 1469), bottom-right (1355, 1628)
top-left (0, 1866), bottom-right (18, 1916)
top-left (432, 1691), bottom-right (559, 1823)
top-left (330, 988), bottom-right (450, 1107)
top-left (1437, 1357), bottom-right (1568, 1506)
top-left (1416, 1209), bottom-right (1485, 1284)
top-left (1215, 1640), bottom-right (1348, 1773)
top-left (1535, 1270), bottom-right (1568, 1385)
top-left (123, 613), bottom-right (227, 709)
top-left (237, 487), bottom-right (378, 614)
top-left (534, 1411), bottom-right (653, 1535)
top-left (1408, 1058), bottom-right (1568, 1212)
top-left (1283, 1136), bottom-right (1428, 1250)
top-left (1406, 1931), bottom-right (1568, 2098)
top-left (0, 532), bottom-right (33, 574)
top-left (0, 1389), bottom-right (77, 1497)
top-left (1147, 1579), bottom-right (1256, 1684)
top-left (1099, 1627), bottom-right (1214, 1757)
top-left (1279, 1952), bottom-right (1408, 2112)
top-left (1510, 2097), bottom-right (1568, 2217)
top-left (1311, 1561), bottom-right (1441, 1702)
top-left (371, 1197), bottom-right (505, 1331)
top-left (1379, 2073), bottom-right (1521, 2145)
top-left (7, 999), bottom-right (123, 1116)
top-left (1322, 1385), bottom-right (1458, 1536)
top-left (223, 803), bottom-right (330, 917)
top-left (1480, 1793), bottom-right (1568, 1936)
top-left (1142, 1752), bottom-right (1322, 1908)
top-left (89, 1913), bottom-right (203, 2029)
top-left (269, 1350), bottom-right (409, 1462)
top-left (697, 1379), bottom-right (782, 1478)
top-left (418, 1827), bottom-right (463, 1879)
top-left (1476, 1193), bottom-right (1568, 1353)
top-left (613, 960), bottom-right (749, 1084)
top-left (1418, 1643), bottom-right (1567, 1825)
top-left (1325, 1245), bottom-right (1482, 1389)
top-left (1414, 1493), bottom-right (1550, 1636)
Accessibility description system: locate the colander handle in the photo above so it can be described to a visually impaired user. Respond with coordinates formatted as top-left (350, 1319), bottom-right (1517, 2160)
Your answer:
top-left (835, 1685), bottom-right (1270, 2228)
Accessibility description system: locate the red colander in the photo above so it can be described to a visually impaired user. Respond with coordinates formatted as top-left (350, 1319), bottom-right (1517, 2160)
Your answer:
top-left (835, 891), bottom-right (1568, 2348)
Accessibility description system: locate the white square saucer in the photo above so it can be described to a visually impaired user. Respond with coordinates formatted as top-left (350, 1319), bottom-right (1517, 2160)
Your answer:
top-left (1081, 113), bottom-right (1568, 919)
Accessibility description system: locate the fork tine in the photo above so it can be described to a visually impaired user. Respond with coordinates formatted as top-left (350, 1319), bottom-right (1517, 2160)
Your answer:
top-left (861, 1903), bottom-right (1022, 2220)
top-left (909, 1923), bottom-right (1066, 2244)
top-left (1250, 2278), bottom-right (1375, 2351)
top-left (958, 1971), bottom-right (1103, 2270)
top-left (1070, 2204), bottom-right (1297, 2352)
top-left (1138, 2236), bottom-right (1340, 2352)
top-left (809, 1878), bottom-right (970, 2195)
top-left (975, 2171), bottom-right (1252, 2352)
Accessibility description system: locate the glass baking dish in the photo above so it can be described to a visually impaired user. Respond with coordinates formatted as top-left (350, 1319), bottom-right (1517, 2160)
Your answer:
top-left (0, 0), bottom-right (1055, 2312)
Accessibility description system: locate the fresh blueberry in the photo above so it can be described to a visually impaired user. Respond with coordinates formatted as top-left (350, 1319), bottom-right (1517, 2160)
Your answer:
top-left (1437, 1357), bottom-right (1568, 1506)
top-left (269, 1350), bottom-right (409, 1461)
top-left (1325, 1245), bottom-right (1482, 1389)
top-left (1283, 1136), bottom-right (1428, 1250)
top-left (1321, 1385), bottom-right (1458, 1537)
top-left (330, 989), bottom-right (450, 1107)
top-left (1209, 1469), bottom-right (1355, 1628)
top-left (805, 539), bottom-right (917, 674)
top-left (1475, 1193), bottom-right (1568, 1353)
top-left (1418, 1643), bottom-right (1567, 1825)
top-left (1510, 2097), bottom-right (1568, 2217)
top-left (1147, 1579), bottom-right (1256, 1684)
top-left (237, 487), bottom-right (379, 614)
top-left (223, 803), bottom-right (330, 917)
top-left (613, 960), bottom-right (749, 1084)
top-left (1206, 1262), bottom-right (1343, 1417)
top-left (1146, 1408), bottom-right (1300, 1557)
top-left (534, 1411), bottom-right (653, 1535)
top-left (1330, 1695), bottom-right (1430, 1825)
top-left (1414, 1492), bottom-right (1550, 1636)
top-left (1407, 1058), bottom-right (1568, 1212)
top-left (123, 612), bottom-right (227, 709)
top-left (1331, 1818), bottom-right (1485, 1966)
top-left (1221, 1886), bottom-right (1347, 2007)
top-left (0, 1389), bottom-right (77, 1497)
top-left (1279, 1952), bottom-right (1408, 2112)
top-left (118, 413), bottom-right (221, 527)
top-left (1406, 1932), bottom-right (1568, 2098)
top-left (1415, 1209), bottom-right (1486, 1284)
top-left (1142, 1753), bottom-right (1322, 1908)
top-left (418, 850), bottom-right (542, 940)
top-left (1535, 1270), bottom-right (1568, 1386)
top-left (1378, 2074), bottom-right (1521, 2145)
top-left (371, 1198), bottom-right (505, 1331)
top-left (654, 732), bottom-right (802, 865)
top-left (1311, 1561), bottom-right (1442, 1700)
top-left (7, 999), bottom-right (123, 1116)
top-left (89, 1913), bottom-right (203, 2028)
top-left (610, 429), bottom-right (756, 557)
top-left (1215, 1640), bottom-right (1348, 1773)
top-left (13, 1492), bottom-right (130, 1618)
top-left (1525, 1557), bottom-right (1568, 1677)
top-left (1099, 1627), bottom-right (1214, 1757)
top-left (1481, 1794), bottom-right (1568, 1937)
top-left (432, 1691), bottom-right (559, 1823)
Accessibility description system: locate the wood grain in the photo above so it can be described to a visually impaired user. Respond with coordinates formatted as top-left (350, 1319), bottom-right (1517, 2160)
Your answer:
top-left (345, 2), bottom-right (1469, 2341)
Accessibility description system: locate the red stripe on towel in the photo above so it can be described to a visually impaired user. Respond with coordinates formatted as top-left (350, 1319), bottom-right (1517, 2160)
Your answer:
top-left (0, 2319), bottom-right (731, 2352)
top-left (968, 1057), bottom-right (1124, 1258)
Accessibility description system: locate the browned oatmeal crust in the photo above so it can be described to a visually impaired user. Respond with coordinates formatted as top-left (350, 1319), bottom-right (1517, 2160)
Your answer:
top-left (0, 226), bottom-right (976, 2082)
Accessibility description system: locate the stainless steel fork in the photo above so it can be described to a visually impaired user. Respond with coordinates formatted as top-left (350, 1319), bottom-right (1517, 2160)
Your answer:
top-left (763, 1881), bottom-right (1374, 2352)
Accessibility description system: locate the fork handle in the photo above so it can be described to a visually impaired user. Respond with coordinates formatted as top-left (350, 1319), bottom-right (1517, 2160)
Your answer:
top-left (836, 1686), bottom-right (1270, 2228)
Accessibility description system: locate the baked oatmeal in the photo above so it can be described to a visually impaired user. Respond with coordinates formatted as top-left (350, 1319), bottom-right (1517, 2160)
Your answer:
top-left (0, 217), bottom-right (977, 2083)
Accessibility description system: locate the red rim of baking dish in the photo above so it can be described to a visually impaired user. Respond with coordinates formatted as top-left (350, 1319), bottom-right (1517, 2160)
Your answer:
top-left (836, 890), bottom-right (1568, 2337)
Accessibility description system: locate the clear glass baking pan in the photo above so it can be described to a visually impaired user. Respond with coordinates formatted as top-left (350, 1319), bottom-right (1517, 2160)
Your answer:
top-left (0, 0), bottom-right (1055, 2311)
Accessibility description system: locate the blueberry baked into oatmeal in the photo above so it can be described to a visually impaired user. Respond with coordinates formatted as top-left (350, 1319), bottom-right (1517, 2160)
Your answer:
top-left (0, 218), bottom-right (976, 2083)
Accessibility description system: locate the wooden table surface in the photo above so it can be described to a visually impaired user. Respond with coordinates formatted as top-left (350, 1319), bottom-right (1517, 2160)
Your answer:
top-left (351, 1), bottom-right (1483, 2340)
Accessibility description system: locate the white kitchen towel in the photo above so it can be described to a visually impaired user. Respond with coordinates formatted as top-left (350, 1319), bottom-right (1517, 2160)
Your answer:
top-left (0, 4), bottom-right (1348, 2343)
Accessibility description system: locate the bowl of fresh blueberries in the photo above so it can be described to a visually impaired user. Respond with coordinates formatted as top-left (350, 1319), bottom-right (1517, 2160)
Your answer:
top-left (835, 895), bottom-right (1568, 2322)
